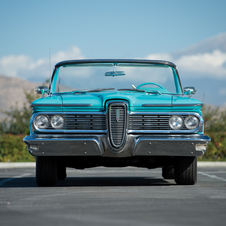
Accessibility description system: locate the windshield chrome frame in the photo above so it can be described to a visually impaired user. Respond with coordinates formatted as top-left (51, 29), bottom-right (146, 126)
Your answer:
top-left (49, 59), bottom-right (183, 94)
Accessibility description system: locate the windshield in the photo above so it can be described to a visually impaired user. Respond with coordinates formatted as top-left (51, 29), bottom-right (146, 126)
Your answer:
top-left (51, 63), bottom-right (181, 94)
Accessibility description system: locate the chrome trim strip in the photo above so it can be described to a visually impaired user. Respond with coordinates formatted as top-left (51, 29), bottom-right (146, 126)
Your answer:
top-left (62, 104), bottom-right (92, 107)
top-left (129, 112), bottom-right (202, 116)
top-left (142, 104), bottom-right (172, 107)
top-left (173, 104), bottom-right (203, 107)
top-left (142, 104), bottom-right (203, 107)
top-left (32, 111), bottom-right (106, 118)
top-left (32, 103), bottom-right (203, 107)
top-left (128, 129), bottom-right (201, 134)
top-left (35, 128), bottom-right (107, 133)
top-left (31, 104), bottom-right (93, 107)
top-left (31, 104), bottom-right (61, 107)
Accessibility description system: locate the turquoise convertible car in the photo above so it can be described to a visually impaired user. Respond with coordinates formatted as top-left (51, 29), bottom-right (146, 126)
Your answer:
top-left (24, 59), bottom-right (210, 186)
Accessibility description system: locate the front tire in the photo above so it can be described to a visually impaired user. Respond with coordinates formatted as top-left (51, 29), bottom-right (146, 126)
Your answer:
top-left (174, 156), bottom-right (197, 185)
top-left (162, 165), bottom-right (175, 179)
top-left (36, 156), bottom-right (58, 186)
top-left (57, 165), bottom-right (67, 181)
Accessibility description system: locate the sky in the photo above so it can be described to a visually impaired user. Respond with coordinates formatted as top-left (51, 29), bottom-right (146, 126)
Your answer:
top-left (0, 0), bottom-right (226, 105)
top-left (1, 0), bottom-right (226, 59)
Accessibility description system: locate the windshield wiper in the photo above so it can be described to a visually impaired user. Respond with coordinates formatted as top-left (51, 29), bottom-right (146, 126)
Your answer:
top-left (118, 88), bottom-right (145, 92)
top-left (146, 92), bottom-right (182, 96)
top-left (87, 88), bottom-right (115, 92)
top-left (71, 88), bottom-right (115, 94)
top-left (146, 91), bottom-right (162, 95)
top-left (71, 90), bottom-right (88, 94)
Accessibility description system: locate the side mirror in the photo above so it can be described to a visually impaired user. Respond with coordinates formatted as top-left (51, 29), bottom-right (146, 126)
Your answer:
top-left (183, 87), bottom-right (197, 98)
top-left (35, 86), bottom-right (49, 94)
top-left (35, 86), bottom-right (50, 98)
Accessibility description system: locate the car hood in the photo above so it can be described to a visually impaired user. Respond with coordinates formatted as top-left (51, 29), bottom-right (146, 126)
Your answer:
top-left (60, 92), bottom-right (172, 111)
top-left (31, 91), bottom-right (203, 112)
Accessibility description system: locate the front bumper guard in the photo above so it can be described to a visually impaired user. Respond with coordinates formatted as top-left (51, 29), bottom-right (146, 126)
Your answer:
top-left (24, 134), bottom-right (210, 157)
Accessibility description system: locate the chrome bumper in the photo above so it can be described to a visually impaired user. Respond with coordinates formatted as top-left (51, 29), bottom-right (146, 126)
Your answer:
top-left (24, 134), bottom-right (210, 157)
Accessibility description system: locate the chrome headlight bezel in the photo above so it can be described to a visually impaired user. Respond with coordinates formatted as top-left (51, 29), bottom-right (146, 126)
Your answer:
top-left (50, 115), bottom-right (65, 129)
top-left (34, 115), bottom-right (49, 129)
top-left (169, 115), bottom-right (183, 130)
top-left (184, 115), bottom-right (200, 130)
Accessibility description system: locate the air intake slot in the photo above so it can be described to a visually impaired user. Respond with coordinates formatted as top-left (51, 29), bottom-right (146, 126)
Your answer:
top-left (108, 102), bottom-right (127, 149)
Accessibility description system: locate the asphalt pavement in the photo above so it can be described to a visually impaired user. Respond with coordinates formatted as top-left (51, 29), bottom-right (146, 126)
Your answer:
top-left (0, 163), bottom-right (226, 226)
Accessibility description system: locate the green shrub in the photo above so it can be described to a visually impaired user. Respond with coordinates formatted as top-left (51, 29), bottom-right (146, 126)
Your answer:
top-left (198, 132), bottom-right (226, 161)
top-left (0, 134), bottom-right (35, 162)
top-left (0, 89), bottom-right (39, 135)
top-left (202, 105), bottom-right (226, 133)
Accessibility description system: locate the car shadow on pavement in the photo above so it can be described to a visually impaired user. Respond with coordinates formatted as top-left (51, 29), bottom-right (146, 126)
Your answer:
top-left (57, 176), bottom-right (175, 187)
top-left (0, 177), bottom-right (37, 187)
top-left (0, 176), bottom-right (176, 187)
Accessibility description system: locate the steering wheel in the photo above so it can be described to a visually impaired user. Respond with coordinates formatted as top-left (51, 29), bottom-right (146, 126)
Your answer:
top-left (136, 82), bottom-right (164, 89)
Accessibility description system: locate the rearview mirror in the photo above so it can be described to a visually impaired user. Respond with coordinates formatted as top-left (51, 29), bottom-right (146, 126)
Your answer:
top-left (105, 71), bottom-right (125, 77)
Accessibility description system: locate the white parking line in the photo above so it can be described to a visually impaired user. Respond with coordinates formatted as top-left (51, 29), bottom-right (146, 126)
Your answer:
top-left (198, 172), bottom-right (226, 182)
top-left (0, 173), bottom-right (32, 186)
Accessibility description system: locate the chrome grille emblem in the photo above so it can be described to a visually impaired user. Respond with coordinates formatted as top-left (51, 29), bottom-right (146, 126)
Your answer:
top-left (116, 109), bottom-right (120, 122)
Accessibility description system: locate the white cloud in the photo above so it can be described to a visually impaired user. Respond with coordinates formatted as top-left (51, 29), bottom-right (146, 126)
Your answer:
top-left (219, 88), bottom-right (226, 96)
top-left (176, 50), bottom-right (226, 78)
top-left (51, 46), bottom-right (83, 63)
top-left (1, 46), bottom-right (226, 83)
top-left (146, 53), bottom-right (173, 62)
top-left (0, 55), bottom-right (32, 77)
top-left (0, 46), bottom-right (84, 82)
top-left (145, 50), bottom-right (226, 79)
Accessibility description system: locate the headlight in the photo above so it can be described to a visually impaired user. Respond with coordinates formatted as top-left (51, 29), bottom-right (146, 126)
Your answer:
top-left (51, 115), bottom-right (64, 129)
top-left (35, 115), bottom-right (49, 129)
top-left (185, 116), bottom-right (199, 130)
top-left (169, 116), bottom-right (183, 130)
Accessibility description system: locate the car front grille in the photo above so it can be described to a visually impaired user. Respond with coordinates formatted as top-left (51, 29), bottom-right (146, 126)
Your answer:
top-left (128, 115), bottom-right (171, 130)
top-left (64, 114), bottom-right (106, 130)
top-left (108, 102), bottom-right (127, 149)
top-left (39, 111), bottom-right (189, 133)
top-left (128, 114), bottom-right (188, 130)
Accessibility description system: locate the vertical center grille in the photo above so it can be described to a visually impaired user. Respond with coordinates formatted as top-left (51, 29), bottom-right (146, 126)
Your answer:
top-left (108, 102), bottom-right (127, 149)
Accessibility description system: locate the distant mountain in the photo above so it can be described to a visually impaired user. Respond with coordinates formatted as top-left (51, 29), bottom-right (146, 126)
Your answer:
top-left (172, 33), bottom-right (226, 58)
top-left (0, 74), bottom-right (39, 120)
